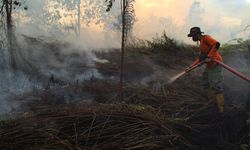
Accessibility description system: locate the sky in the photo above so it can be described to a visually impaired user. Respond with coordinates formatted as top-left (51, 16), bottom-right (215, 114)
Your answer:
top-left (133, 0), bottom-right (250, 44)
top-left (13, 0), bottom-right (250, 47)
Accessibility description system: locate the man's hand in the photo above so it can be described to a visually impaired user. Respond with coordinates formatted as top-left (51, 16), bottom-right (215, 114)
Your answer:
top-left (185, 66), bottom-right (192, 73)
top-left (204, 58), bottom-right (212, 63)
top-left (199, 53), bottom-right (207, 61)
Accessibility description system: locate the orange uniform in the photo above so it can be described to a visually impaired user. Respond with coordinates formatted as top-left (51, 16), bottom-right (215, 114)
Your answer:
top-left (191, 35), bottom-right (222, 68)
top-left (187, 26), bottom-right (224, 112)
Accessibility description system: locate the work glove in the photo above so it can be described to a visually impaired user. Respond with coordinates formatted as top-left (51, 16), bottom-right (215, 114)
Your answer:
top-left (199, 53), bottom-right (207, 61)
top-left (185, 66), bottom-right (192, 73)
top-left (204, 57), bottom-right (212, 63)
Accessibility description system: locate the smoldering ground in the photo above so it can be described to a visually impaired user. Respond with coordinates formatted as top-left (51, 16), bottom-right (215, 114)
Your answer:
top-left (0, 1), bottom-right (250, 149)
top-left (0, 0), bottom-right (250, 117)
top-left (0, 0), bottom-right (123, 113)
top-left (0, 35), bottom-right (112, 114)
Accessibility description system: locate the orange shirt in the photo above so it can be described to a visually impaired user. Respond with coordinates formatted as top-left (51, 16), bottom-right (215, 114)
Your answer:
top-left (191, 35), bottom-right (223, 68)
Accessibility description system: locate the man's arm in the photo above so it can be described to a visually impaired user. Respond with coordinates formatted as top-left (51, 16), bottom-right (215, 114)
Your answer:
top-left (185, 58), bottom-right (200, 72)
top-left (204, 35), bottom-right (220, 58)
top-left (208, 42), bottom-right (220, 58)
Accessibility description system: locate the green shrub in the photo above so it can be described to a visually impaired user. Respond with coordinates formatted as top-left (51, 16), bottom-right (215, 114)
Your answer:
top-left (126, 31), bottom-right (198, 58)
top-left (146, 31), bottom-right (178, 51)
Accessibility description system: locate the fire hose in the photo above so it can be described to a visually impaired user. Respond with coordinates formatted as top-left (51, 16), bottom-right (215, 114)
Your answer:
top-left (184, 59), bottom-right (250, 83)
top-left (212, 59), bottom-right (250, 83)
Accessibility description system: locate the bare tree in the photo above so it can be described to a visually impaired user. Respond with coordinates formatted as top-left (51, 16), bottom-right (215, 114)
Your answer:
top-left (0, 0), bottom-right (35, 72)
top-left (105, 0), bottom-right (136, 100)
top-left (0, 0), bottom-right (17, 69)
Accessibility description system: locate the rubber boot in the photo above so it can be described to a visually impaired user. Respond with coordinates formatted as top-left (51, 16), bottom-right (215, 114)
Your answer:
top-left (215, 93), bottom-right (224, 113)
top-left (205, 89), bottom-right (214, 102)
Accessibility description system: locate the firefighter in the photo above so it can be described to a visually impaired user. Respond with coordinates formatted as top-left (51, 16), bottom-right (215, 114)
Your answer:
top-left (186, 27), bottom-right (224, 113)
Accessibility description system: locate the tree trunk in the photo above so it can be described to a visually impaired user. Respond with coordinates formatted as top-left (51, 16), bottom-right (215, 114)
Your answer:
top-left (120, 0), bottom-right (126, 101)
top-left (5, 0), bottom-right (17, 70)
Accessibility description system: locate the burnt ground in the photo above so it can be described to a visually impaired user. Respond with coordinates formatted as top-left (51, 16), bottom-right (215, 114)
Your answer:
top-left (223, 51), bottom-right (250, 108)
top-left (0, 37), bottom-right (250, 150)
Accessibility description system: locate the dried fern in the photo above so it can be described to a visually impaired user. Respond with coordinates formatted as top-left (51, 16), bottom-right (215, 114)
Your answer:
top-left (105, 0), bottom-right (115, 12)
top-left (105, 0), bottom-right (136, 40)
top-left (124, 0), bottom-right (136, 40)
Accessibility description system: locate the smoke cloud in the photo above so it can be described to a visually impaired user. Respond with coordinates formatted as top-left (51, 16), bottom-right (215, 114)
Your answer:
top-left (12, 0), bottom-right (250, 45)
top-left (13, 0), bottom-right (122, 49)
top-left (133, 0), bottom-right (250, 43)
top-left (1, 0), bottom-right (250, 114)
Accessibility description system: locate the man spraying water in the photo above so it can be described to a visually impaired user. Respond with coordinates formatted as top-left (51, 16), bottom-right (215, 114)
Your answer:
top-left (186, 27), bottom-right (224, 113)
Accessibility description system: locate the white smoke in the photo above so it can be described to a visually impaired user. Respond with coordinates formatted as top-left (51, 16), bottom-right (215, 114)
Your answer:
top-left (1, 0), bottom-right (120, 114)
top-left (12, 0), bottom-right (122, 49)
top-left (0, 48), bottom-right (42, 114)
top-left (133, 0), bottom-right (250, 44)
top-left (10, 0), bottom-right (250, 45)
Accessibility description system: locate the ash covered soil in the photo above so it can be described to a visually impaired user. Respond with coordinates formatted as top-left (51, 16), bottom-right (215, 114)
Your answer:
top-left (0, 37), bottom-right (250, 150)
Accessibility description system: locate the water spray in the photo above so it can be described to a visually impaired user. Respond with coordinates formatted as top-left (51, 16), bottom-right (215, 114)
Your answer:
top-left (168, 61), bottom-right (205, 83)
top-left (168, 71), bottom-right (186, 84)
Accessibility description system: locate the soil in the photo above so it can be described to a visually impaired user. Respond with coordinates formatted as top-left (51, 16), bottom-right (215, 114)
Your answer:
top-left (1, 37), bottom-right (250, 150)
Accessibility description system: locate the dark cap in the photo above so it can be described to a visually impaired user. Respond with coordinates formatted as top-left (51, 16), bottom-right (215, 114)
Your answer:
top-left (188, 27), bottom-right (204, 37)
